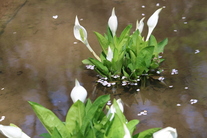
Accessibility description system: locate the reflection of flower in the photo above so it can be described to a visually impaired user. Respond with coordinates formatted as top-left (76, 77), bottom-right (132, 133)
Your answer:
top-left (73, 16), bottom-right (101, 61)
top-left (0, 124), bottom-right (30, 138)
top-left (153, 127), bottom-right (177, 138)
top-left (106, 46), bottom-right (113, 62)
top-left (146, 8), bottom-right (162, 41)
top-left (70, 79), bottom-right (87, 103)
top-left (136, 17), bottom-right (145, 34)
top-left (108, 7), bottom-right (118, 37)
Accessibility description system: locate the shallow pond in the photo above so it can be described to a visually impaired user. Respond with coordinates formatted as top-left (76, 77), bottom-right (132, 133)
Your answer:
top-left (0, 0), bottom-right (207, 137)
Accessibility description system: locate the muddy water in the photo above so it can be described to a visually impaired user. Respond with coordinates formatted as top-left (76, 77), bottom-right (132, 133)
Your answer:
top-left (0, 0), bottom-right (207, 137)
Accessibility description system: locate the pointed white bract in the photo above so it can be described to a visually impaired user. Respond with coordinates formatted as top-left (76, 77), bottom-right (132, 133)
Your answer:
top-left (136, 17), bottom-right (145, 34)
top-left (0, 124), bottom-right (30, 138)
top-left (123, 123), bottom-right (131, 138)
top-left (70, 79), bottom-right (87, 103)
top-left (108, 7), bottom-right (118, 37)
top-left (74, 16), bottom-right (88, 45)
top-left (153, 127), bottom-right (178, 138)
top-left (146, 8), bottom-right (162, 41)
top-left (73, 16), bottom-right (101, 61)
top-left (106, 46), bottom-right (113, 62)
top-left (107, 99), bottom-right (124, 121)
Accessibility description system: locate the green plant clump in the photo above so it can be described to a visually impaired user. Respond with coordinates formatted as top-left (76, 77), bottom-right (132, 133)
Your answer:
top-left (74, 8), bottom-right (168, 86)
top-left (29, 95), bottom-right (161, 138)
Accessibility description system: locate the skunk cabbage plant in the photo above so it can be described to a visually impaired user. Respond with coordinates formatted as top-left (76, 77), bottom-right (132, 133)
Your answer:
top-left (74, 7), bottom-right (168, 87)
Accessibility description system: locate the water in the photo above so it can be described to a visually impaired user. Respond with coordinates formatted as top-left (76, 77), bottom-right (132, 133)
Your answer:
top-left (0, 0), bottom-right (207, 137)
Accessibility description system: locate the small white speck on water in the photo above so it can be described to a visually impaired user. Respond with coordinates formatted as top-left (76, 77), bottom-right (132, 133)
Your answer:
top-left (184, 22), bottom-right (188, 24)
top-left (182, 16), bottom-right (186, 19)
top-left (1, 88), bottom-right (4, 90)
top-left (142, 13), bottom-right (145, 16)
top-left (156, 3), bottom-right (160, 6)
top-left (141, 5), bottom-right (145, 8)
top-left (177, 104), bottom-right (181, 106)
top-left (52, 15), bottom-right (58, 19)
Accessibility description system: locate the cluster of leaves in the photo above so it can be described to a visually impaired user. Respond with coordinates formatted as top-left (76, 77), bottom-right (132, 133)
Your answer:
top-left (29, 95), bottom-right (160, 138)
top-left (83, 25), bottom-right (168, 83)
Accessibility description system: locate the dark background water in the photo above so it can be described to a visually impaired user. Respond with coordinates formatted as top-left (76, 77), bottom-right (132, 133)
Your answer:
top-left (0, 0), bottom-right (207, 137)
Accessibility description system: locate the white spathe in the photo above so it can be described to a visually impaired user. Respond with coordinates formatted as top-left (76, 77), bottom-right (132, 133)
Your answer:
top-left (153, 127), bottom-right (178, 138)
top-left (70, 79), bottom-right (88, 103)
top-left (136, 17), bottom-right (145, 34)
top-left (74, 16), bottom-right (88, 45)
top-left (106, 46), bottom-right (113, 62)
top-left (108, 7), bottom-right (118, 37)
top-left (146, 8), bottom-right (162, 41)
top-left (0, 124), bottom-right (30, 138)
top-left (107, 99), bottom-right (124, 121)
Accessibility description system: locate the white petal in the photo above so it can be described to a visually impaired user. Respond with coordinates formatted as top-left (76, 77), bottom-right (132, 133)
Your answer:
top-left (106, 46), bottom-right (113, 62)
top-left (146, 8), bottom-right (162, 41)
top-left (70, 79), bottom-right (87, 103)
top-left (0, 125), bottom-right (23, 138)
top-left (136, 17), bottom-right (145, 34)
top-left (74, 16), bottom-right (88, 44)
top-left (108, 7), bottom-right (118, 37)
top-left (153, 127), bottom-right (178, 138)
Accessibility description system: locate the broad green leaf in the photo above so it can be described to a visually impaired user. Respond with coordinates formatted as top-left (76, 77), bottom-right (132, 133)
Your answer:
top-left (85, 98), bottom-right (93, 112)
top-left (126, 120), bottom-right (139, 135)
top-left (81, 95), bottom-right (110, 134)
top-left (28, 101), bottom-right (69, 137)
top-left (51, 127), bottom-right (62, 138)
top-left (94, 32), bottom-right (108, 54)
top-left (89, 58), bottom-right (109, 76)
top-left (148, 35), bottom-right (157, 47)
top-left (119, 25), bottom-right (132, 41)
top-left (82, 59), bottom-right (93, 65)
top-left (156, 38), bottom-right (168, 54)
top-left (40, 133), bottom-right (51, 138)
top-left (105, 114), bottom-right (125, 138)
top-left (133, 128), bottom-right (161, 138)
top-left (65, 100), bottom-right (85, 135)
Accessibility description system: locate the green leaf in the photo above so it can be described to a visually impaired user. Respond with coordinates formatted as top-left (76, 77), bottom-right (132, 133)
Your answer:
top-left (94, 32), bottom-right (108, 54)
top-left (65, 100), bottom-right (85, 136)
top-left (156, 38), bottom-right (168, 54)
top-left (126, 120), bottom-right (139, 135)
top-left (81, 95), bottom-right (110, 134)
top-left (40, 133), bottom-right (51, 138)
top-left (82, 59), bottom-right (93, 65)
top-left (28, 101), bottom-right (69, 137)
top-left (51, 127), bottom-right (62, 138)
top-left (133, 128), bottom-right (161, 138)
top-left (89, 58), bottom-right (109, 77)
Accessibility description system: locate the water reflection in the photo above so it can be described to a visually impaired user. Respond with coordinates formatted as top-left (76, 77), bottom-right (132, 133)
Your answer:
top-left (0, 0), bottom-right (207, 137)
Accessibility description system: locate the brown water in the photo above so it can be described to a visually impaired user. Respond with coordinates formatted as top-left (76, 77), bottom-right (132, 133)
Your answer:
top-left (0, 0), bottom-right (207, 137)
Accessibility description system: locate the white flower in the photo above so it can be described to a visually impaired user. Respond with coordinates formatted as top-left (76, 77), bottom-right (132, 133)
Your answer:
top-left (108, 7), bottom-right (118, 37)
top-left (107, 99), bottom-right (124, 121)
top-left (70, 79), bottom-right (87, 103)
top-left (73, 16), bottom-right (101, 61)
top-left (146, 8), bottom-right (162, 41)
top-left (123, 123), bottom-right (131, 138)
top-left (106, 46), bottom-right (113, 62)
top-left (0, 124), bottom-right (30, 138)
top-left (74, 16), bottom-right (88, 45)
top-left (153, 127), bottom-right (178, 138)
top-left (136, 17), bottom-right (145, 34)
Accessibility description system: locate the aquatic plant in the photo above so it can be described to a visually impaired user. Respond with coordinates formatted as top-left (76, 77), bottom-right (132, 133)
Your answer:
top-left (74, 8), bottom-right (168, 87)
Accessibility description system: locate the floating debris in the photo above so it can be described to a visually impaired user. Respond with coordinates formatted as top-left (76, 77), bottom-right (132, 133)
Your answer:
top-left (173, 29), bottom-right (178, 32)
top-left (184, 22), bottom-right (188, 24)
top-left (156, 3), bottom-right (160, 6)
top-left (142, 13), bottom-right (145, 16)
top-left (107, 100), bottom-right (112, 105)
top-left (195, 49), bottom-right (200, 54)
top-left (136, 89), bottom-right (140, 92)
top-left (52, 15), bottom-right (58, 19)
top-left (73, 42), bottom-right (78, 44)
top-left (1, 88), bottom-right (4, 90)
top-left (137, 110), bottom-right (148, 116)
top-left (0, 116), bottom-right (5, 122)
top-left (169, 85), bottom-right (173, 88)
top-left (190, 99), bottom-right (198, 104)
top-left (176, 104), bottom-right (181, 106)
top-left (184, 87), bottom-right (188, 90)
top-left (158, 76), bottom-right (165, 81)
top-left (141, 5), bottom-right (145, 8)
top-left (171, 69), bottom-right (178, 75)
